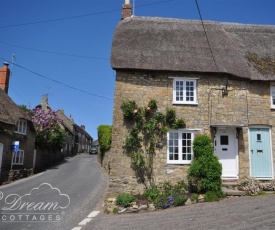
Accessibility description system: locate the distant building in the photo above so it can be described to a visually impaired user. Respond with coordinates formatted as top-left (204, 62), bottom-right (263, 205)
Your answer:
top-left (73, 124), bottom-right (93, 154)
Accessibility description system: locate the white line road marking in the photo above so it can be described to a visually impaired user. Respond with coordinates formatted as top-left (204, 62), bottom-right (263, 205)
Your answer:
top-left (71, 227), bottom-right (82, 230)
top-left (79, 218), bottom-right (92, 226)
top-left (72, 210), bottom-right (100, 229)
top-left (87, 211), bottom-right (100, 218)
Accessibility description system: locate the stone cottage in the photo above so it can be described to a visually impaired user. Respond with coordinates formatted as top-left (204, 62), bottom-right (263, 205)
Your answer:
top-left (0, 63), bottom-right (36, 182)
top-left (56, 109), bottom-right (75, 156)
top-left (103, 2), bottom-right (275, 197)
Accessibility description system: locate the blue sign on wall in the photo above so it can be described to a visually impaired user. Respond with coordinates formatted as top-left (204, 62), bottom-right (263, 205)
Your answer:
top-left (11, 141), bottom-right (19, 152)
top-left (12, 145), bottom-right (19, 152)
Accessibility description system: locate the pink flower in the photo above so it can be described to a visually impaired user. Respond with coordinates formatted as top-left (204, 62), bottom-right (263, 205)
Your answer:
top-left (147, 107), bottom-right (150, 110)
top-left (158, 123), bottom-right (161, 129)
top-left (134, 109), bottom-right (138, 113)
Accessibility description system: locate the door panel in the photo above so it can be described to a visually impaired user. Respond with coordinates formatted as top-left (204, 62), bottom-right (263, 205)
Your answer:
top-left (250, 128), bottom-right (272, 178)
top-left (215, 129), bottom-right (238, 178)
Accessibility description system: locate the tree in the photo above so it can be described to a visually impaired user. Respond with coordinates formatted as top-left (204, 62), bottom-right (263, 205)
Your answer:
top-left (31, 108), bottom-right (66, 150)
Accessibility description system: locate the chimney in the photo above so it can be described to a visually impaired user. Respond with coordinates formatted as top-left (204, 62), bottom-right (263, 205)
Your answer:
top-left (121, 0), bottom-right (132, 20)
top-left (80, 125), bottom-right (85, 130)
top-left (41, 94), bottom-right (49, 111)
top-left (0, 62), bottom-right (10, 94)
top-left (69, 114), bottom-right (74, 124)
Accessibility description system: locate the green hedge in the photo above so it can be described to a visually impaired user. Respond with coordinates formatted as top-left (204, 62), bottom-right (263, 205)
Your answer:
top-left (97, 125), bottom-right (112, 162)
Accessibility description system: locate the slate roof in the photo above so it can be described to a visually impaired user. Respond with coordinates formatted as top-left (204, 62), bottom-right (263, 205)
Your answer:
top-left (0, 88), bottom-right (31, 125)
top-left (111, 17), bottom-right (275, 80)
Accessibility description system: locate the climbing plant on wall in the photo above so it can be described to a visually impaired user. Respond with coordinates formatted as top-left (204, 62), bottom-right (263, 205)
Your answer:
top-left (121, 99), bottom-right (185, 188)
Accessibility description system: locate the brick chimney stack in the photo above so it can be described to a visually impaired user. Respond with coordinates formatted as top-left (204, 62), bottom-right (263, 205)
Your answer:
top-left (0, 62), bottom-right (10, 94)
top-left (121, 0), bottom-right (132, 20)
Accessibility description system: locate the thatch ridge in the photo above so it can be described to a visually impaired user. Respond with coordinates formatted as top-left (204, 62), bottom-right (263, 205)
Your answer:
top-left (0, 88), bottom-right (31, 125)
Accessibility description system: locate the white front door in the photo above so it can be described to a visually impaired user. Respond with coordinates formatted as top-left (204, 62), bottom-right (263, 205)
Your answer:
top-left (214, 128), bottom-right (238, 178)
top-left (0, 143), bottom-right (3, 178)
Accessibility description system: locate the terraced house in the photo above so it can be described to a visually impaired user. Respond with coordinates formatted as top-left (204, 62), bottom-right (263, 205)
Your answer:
top-left (0, 63), bottom-right (36, 182)
top-left (103, 1), bottom-right (275, 196)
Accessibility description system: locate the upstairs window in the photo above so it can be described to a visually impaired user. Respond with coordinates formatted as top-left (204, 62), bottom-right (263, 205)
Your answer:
top-left (173, 78), bottom-right (197, 104)
top-left (12, 150), bottom-right (24, 165)
top-left (271, 85), bottom-right (275, 109)
top-left (15, 120), bottom-right (27, 135)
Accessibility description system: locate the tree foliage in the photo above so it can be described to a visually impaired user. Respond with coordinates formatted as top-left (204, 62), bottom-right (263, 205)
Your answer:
top-left (31, 108), bottom-right (66, 150)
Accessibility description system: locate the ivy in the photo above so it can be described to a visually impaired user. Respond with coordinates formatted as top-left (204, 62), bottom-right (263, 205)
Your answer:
top-left (97, 125), bottom-right (112, 163)
top-left (121, 99), bottom-right (185, 188)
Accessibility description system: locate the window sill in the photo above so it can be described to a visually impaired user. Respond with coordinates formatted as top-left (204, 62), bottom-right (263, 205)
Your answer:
top-left (14, 132), bottom-right (27, 135)
top-left (172, 102), bottom-right (198, 106)
top-left (167, 161), bottom-right (192, 165)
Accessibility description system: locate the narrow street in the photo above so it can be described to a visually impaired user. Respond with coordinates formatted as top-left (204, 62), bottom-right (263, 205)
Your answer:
top-left (0, 154), bottom-right (108, 230)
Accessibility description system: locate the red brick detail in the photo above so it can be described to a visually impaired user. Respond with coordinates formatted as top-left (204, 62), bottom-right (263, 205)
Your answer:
top-left (121, 4), bottom-right (132, 20)
top-left (0, 63), bottom-right (10, 94)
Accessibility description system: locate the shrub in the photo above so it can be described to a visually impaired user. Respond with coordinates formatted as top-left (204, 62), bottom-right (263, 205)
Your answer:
top-left (188, 134), bottom-right (222, 194)
top-left (172, 193), bottom-right (188, 207)
top-left (188, 154), bottom-right (222, 193)
top-left (155, 194), bottom-right (170, 209)
top-left (116, 193), bottom-right (135, 207)
top-left (144, 187), bottom-right (160, 201)
top-left (163, 181), bottom-right (173, 195)
top-left (172, 181), bottom-right (188, 194)
top-left (192, 134), bottom-right (213, 159)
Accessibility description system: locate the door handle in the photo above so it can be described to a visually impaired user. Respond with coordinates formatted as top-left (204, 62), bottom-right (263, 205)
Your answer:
top-left (251, 150), bottom-right (253, 154)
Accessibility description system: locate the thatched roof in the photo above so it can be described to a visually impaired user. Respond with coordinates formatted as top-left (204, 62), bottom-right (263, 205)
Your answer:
top-left (0, 88), bottom-right (31, 125)
top-left (111, 17), bottom-right (275, 80)
top-left (74, 124), bottom-right (93, 141)
top-left (56, 109), bottom-right (74, 135)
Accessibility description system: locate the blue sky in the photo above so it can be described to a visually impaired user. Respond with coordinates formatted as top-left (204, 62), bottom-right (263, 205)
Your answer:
top-left (1, 0), bottom-right (274, 139)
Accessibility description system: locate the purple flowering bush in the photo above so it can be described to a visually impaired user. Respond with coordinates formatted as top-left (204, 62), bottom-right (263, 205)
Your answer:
top-left (31, 108), bottom-right (66, 150)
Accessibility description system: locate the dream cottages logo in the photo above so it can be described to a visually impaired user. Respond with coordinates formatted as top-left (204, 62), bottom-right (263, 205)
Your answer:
top-left (0, 183), bottom-right (70, 222)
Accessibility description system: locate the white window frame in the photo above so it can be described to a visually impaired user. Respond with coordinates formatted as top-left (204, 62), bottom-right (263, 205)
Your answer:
top-left (173, 78), bottom-right (198, 105)
top-left (270, 84), bottom-right (275, 109)
top-left (15, 120), bottom-right (27, 135)
top-left (167, 129), bottom-right (194, 164)
top-left (12, 149), bottom-right (24, 165)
